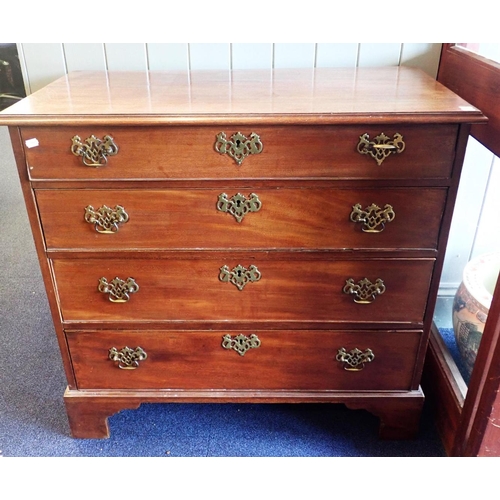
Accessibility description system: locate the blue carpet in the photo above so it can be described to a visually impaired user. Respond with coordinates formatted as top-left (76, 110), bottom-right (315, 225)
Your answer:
top-left (0, 400), bottom-right (445, 457)
top-left (438, 328), bottom-right (471, 384)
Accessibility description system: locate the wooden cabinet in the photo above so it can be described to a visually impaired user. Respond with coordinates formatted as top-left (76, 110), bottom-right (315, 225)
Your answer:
top-left (0, 67), bottom-right (485, 439)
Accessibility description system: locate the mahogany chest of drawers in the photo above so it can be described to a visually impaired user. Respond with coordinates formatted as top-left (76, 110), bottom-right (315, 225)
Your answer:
top-left (0, 67), bottom-right (485, 439)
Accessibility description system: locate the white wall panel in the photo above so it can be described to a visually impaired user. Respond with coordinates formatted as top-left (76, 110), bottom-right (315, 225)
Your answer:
top-left (104, 43), bottom-right (148, 71)
top-left (232, 43), bottom-right (273, 70)
top-left (63, 43), bottom-right (106, 72)
top-left (20, 43), bottom-right (66, 93)
top-left (316, 43), bottom-right (359, 68)
top-left (358, 43), bottom-right (402, 67)
top-left (470, 155), bottom-right (500, 259)
top-left (440, 137), bottom-right (495, 295)
top-left (147, 43), bottom-right (189, 71)
top-left (400, 43), bottom-right (441, 77)
top-left (274, 43), bottom-right (316, 68)
top-left (18, 43), bottom-right (444, 88)
top-left (189, 43), bottom-right (230, 70)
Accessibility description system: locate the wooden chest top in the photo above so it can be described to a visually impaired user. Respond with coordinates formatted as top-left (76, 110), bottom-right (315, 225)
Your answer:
top-left (0, 67), bottom-right (485, 126)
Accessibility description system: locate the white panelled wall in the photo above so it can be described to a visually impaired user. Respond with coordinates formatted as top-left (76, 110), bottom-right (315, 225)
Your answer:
top-left (17, 43), bottom-right (442, 93)
top-left (14, 42), bottom-right (497, 306)
top-left (440, 139), bottom-right (500, 297)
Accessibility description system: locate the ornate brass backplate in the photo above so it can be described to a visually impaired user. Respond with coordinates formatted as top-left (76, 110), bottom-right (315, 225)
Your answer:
top-left (219, 264), bottom-right (261, 290)
top-left (343, 277), bottom-right (386, 304)
top-left (356, 132), bottom-right (405, 165)
top-left (84, 205), bottom-right (129, 233)
top-left (98, 277), bottom-right (139, 302)
top-left (71, 134), bottom-right (119, 167)
top-left (216, 192), bottom-right (262, 222)
top-left (336, 347), bottom-right (375, 371)
top-left (214, 132), bottom-right (263, 166)
top-left (350, 203), bottom-right (395, 232)
top-left (108, 346), bottom-right (147, 369)
top-left (222, 333), bottom-right (261, 356)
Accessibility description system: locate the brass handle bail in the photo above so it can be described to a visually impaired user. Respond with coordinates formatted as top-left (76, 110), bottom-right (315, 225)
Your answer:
top-left (71, 134), bottom-right (119, 167)
top-left (98, 276), bottom-right (139, 302)
top-left (357, 132), bottom-right (405, 165)
top-left (350, 203), bottom-right (395, 233)
top-left (109, 346), bottom-right (147, 369)
top-left (343, 278), bottom-right (386, 304)
top-left (336, 347), bottom-right (375, 371)
top-left (85, 205), bottom-right (129, 233)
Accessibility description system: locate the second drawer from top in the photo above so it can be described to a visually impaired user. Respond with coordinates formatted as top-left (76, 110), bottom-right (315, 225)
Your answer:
top-left (36, 187), bottom-right (447, 251)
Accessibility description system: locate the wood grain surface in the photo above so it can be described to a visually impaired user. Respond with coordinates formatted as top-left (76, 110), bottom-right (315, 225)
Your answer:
top-left (20, 124), bottom-right (460, 181)
top-left (51, 257), bottom-right (434, 324)
top-left (0, 67), bottom-right (485, 125)
top-left (66, 329), bottom-right (422, 391)
top-left (36, 187), bottom-right (447, 251)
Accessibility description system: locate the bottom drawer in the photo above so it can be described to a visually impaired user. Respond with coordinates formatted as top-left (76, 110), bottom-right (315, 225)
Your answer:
top-left (67, 329), bottom-right (422, 391)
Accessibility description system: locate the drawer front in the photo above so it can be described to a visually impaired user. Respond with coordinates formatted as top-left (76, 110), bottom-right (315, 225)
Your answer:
top-left (66, 329), bottom-right (422, 391)
top-left (36, 187), bottom-right (447, 251)
top-left (52, 258), bottom-right (434, 324)
top-left (22, 124), bottom-right (457, 180)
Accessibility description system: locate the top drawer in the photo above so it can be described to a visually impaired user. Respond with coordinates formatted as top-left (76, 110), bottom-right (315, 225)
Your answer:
top-left (21, 124), bottom-right (458, 181)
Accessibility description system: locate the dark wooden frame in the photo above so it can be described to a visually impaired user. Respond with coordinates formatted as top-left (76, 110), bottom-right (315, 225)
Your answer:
top-left (423, 43), bottom-right (500, 456)
top-left (438, 43), bottom-right (500, 158)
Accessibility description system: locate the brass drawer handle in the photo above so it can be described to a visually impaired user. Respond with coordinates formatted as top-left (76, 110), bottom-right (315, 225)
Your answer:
top-left (222, 333), bottom-right (261, 356)
top-left (216, 193), bottom-right (262, 222)
top-left (108, 346), bottom-right (147, 369)
top-left (98, 277), bottom-right (139, 302)
top-left (214, 131), bottom-right (263, 165)
top-left (350, 203), bottom-right (395, 232)
top-left (357, 132), bottom-right (405, 165)
top-left (71, 134), bottom-right (119, 167)
top-left (219, 264), bottom-right (261, 290)
top-left (336, 347), bottom-right (374, 371)
top-left (343, 278), bottom-right (386, 304)
top-left (84, 205), bottom-right (129, 233)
